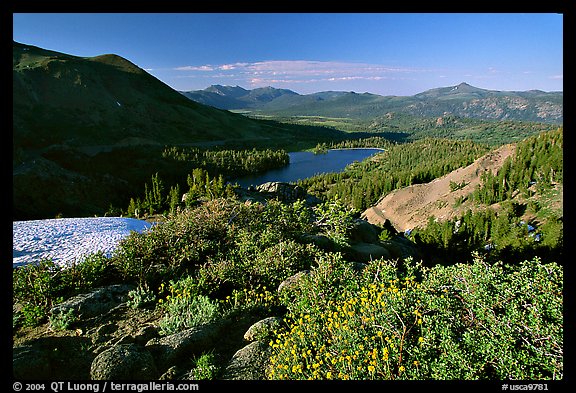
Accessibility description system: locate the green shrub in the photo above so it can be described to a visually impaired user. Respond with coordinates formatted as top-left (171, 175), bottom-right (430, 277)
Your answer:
top-left (277, 251), bottom-right (361, 318)
top-left (49, 308), bottom-right (78, 331)
top-left (157, 278), bottom-right (221, 335)
top-left (13, 259), bottom-right (65, 326)
top-left (268, 255), bottom-right (563, 380)
top-left (111, 199), bottom-right (237, 286)
top-left (220, 285), bottom-right (279, 315)
top-left (127, 284), bottom-right (157, 309)
top-left (200, 237), bottom-right (317, 296)
top-left (378, 228), bottom-right (393, 241)
top-left (18, 303), bottom-right (47, 328)
top-left (189, 352), bottom-right (219, 380)
top-left (420, 255), bottom-right (563, 379)
top-left (13, 253), bottom-right (113, 327)
top-left (313, 198), bottom-right (357, 247)
top-left (64, 251), bottom-right (111, 290)
top-left (112, 198), bottom-right (315, 289)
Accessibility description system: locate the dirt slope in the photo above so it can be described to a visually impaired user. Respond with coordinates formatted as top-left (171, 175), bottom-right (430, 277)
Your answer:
top-left (362, 144), bottom-right (517, 232)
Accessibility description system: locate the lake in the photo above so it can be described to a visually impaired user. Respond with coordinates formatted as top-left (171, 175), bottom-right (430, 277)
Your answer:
top-left (232, 148), bottom-right (383, 188)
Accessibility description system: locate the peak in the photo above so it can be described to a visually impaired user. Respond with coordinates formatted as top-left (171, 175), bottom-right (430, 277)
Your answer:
top-left (454, 82), bottom-right (474, 90)
top-left (88, 53), bottom-right (143, 74)
top-left (453, 82), bottom-right (483, 91)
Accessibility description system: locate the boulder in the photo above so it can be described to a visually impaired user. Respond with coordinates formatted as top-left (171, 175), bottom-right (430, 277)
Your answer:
top-left (50, 284), bottom-right (135, 320)
top-left (13, 346), bottom-right (53, 380)
top-left (145, 320), bottom-right (226, 373)
top-left (90, 343), bottom-right (158, 380)
top-left (221, 340), bottom-right (271, 380)
top-left (255, 182), bottom-right (306, 203)
top-left (349, 219), bottom-right (381, 244)
top-left (380, 235), bottom-right (422, 261)
top-left (299, 233), bottom-right (338, 252)
top-left (14, 337), bottom-right (94, 380)
top-left (277, 270), bottom-right (310, 295)
top-left (347, 242), bottom-right (392, 263)
top-left (244, 317), bottom-right (282, 342)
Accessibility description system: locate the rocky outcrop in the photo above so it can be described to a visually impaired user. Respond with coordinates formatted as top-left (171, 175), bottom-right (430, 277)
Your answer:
top-left (277, 270), bottom-right (310, 297)
top-left (50, 284), bottom-right (135, 320)
top-left (222, 340), bottom-right (272, 380)
top-left (243, 317), bottom-right (282, 342)
top-left (347, 242), bottom-right (392, 263)
top-left (90, 343), bottom-right (158, 380)
top-left (256, 182), bottom-right (306, 202)
top-left (13, 336), bottom-right (95, 380)
top-left (145, 320), bottom-right (227, 373)
top-left (237, 181), bottom-right (321, 206)
top-left (349, 218), bottom-right (381, 244)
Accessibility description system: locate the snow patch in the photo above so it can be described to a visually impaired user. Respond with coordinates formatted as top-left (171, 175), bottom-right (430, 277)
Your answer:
top-left (13, 217), bottom-right (153, 268)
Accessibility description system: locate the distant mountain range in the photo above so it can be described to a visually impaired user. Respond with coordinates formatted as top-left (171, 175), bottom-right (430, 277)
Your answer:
top-left (180, 83), bottom-right (563, 123)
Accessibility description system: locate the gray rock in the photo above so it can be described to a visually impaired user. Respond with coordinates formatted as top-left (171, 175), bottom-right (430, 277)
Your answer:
top-left (159, 365), bottom-right (179, 380)
top-left (14, 337), bottom-right (94, 380)
top-left (244, 317), bottom-right (282, 342)
top-left (145, 320), bottom-right (225, 373)
top-left (299, 233), bottom-right (338, 252)
top-left (222, 340), bottom-right (271, 380)
top-left (134, 325), bottom-right (159, 345)
top-left (349, 219), bottom-right (381, 244)
top-left (348, 242), bottom-right (392, 263)
top-left (90, 343), bottom-right (158, 380)
top-left (381, 235), bottom-right (422, 260)
top-left (255, 182), bottom-right (306, 202)
top-left (50, 284), bottom-right (135, 320)
top-left (92, 322), bottom-right (118, 345)
top-left (13, 346), bottom-right (52, 379)
top-left (277, 270), bottom-right (310, 295)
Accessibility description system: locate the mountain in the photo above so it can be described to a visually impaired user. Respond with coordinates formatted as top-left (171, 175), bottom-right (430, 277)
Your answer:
top-left (181, 82), bottom-right (563, 123)
top-left (13, 42), bottom-right (307, 149)
top-left (12, 42), bottom-right (343, 219)
top-left (180, 85), bottom-right (299, 110)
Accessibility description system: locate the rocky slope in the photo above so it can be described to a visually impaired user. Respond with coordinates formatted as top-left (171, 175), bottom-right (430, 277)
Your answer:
top-left (362, 143), bottom-right (517, 232)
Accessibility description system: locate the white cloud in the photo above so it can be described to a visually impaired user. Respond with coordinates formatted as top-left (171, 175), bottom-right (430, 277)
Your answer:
top-left (174, 65), bottom-right (215, 71)
top-left (173, 60), bottom-right (425, 85)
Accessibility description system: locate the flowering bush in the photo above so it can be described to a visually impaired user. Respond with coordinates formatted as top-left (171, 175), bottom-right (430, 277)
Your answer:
top-left (267, 255), bottom-right (563, 380)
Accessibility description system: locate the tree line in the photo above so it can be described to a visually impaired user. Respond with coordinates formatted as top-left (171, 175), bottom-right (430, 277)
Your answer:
top-left (410, 199), bottom-right (563, 265)
top-left (471, 128), bottom-right (562, 205)
top-left (161, 146), bottom-right (289, 178)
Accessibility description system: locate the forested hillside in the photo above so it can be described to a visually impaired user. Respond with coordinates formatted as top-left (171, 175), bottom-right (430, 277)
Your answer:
top-left (410, 128), bottom-right (563, 264)
top-left (298, 138), bottom-right (491, 210)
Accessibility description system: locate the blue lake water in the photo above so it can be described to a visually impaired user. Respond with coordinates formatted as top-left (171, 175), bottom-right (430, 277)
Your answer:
top-left (232, 148), bottom-right (383, 188)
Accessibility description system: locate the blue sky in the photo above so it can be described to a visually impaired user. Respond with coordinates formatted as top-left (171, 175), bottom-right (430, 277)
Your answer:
top-left (12, 13), bottom-right (563, 96)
